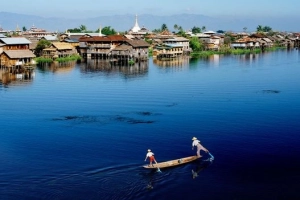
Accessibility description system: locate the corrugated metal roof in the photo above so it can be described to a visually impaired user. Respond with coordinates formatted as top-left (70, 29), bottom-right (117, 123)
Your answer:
top-left (79, 35), bottom-right (127, 42)
top-left (0, 37), bottom-right (31, 45)
top-left (3, 50), bottom-right (36, 58)
top-left (165, 37), bottom-right (189, 42)
top-left (41, 36), bottom-right (58, 41)
top-left (0, 34), bottom-right (7, 38)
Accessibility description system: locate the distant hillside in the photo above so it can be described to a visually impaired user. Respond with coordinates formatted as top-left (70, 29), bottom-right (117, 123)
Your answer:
top-left (0, 12), bottom-right (299, 33)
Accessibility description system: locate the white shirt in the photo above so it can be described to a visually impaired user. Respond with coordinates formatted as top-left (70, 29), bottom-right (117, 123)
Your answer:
top-left (146, 152), bottom-right (154, 157)
top-left (192, 140), bottom-right (200, 147)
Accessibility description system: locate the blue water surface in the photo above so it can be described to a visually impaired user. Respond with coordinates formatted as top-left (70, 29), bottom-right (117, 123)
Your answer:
top-left (1, 50), bottom-right (300, 199)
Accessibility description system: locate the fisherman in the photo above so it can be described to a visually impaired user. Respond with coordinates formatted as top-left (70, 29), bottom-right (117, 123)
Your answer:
top-left (144, 149), bottom-right (158, 167)
top-left (192, 137), bottom-right (209, 157)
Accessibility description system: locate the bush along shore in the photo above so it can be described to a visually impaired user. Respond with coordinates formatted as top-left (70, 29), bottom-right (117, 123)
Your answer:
top-left (35, 54), bottom-right (82, 64)
top-left (190, 46), bottom-right (284, 58)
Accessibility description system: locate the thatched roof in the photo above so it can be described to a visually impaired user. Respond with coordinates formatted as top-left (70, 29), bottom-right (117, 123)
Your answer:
top-left (3, 50), bottom-right (36, 58)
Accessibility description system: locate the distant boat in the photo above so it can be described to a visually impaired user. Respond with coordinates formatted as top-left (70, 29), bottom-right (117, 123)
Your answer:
top-left (143, 155), bottom-right (199, 169)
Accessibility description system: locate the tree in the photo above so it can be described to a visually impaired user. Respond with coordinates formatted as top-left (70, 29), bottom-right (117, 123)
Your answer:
top-left (257, 25), bottom-right (264, 32)
top-left (189, 37), bottom-right (204, 51)
top-left (161, 24), bottom-right (168, 31)
top-left (79, 25), bottom-right (87, 33)
top-left (174, 24), bottom-right (178, 30)
top-left (176, 26), bottom-right (186, 37)
top-left (22, 26), bottom-right (27, 32)
top-left (35, 39), bottom-right (51, 56)
top-left (67, 27), bottom-right (81, 33)
top-left (201, 26), bottom-right (206, 32)
top-left (216, 30), bottom-right (225, 34)
top-left (243, 27), bottom-right (247, 33)
top-left (152, 28), bottom-right (161, 33)
top-left (192, 26), bottom-right (201, 34)
top-left (99, 26), bottom-right (117, 35)
top-left (263, 26), bottom-right (272, 32)
top-left (256, 25), bottom-right (272, 33)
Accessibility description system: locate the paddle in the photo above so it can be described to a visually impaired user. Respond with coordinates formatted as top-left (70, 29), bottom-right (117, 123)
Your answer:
top-left (154, 160), bottom-right (161, 173)
top-left (208, 152), bottom-right (214, 161)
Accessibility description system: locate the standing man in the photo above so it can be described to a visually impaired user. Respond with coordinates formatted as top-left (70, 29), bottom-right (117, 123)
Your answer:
top-left (192, 137), bottom-right (209, 157)
top-left (144, 149), bottom-right (158, 167)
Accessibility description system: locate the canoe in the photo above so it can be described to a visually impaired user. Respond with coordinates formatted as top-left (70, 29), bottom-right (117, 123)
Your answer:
top-left (143, 155), bottom-right (198, 169)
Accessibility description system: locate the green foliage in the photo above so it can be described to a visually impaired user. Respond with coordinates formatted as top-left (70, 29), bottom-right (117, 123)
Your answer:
top-left (67, 25), bottom-right (92, 33)
top-left (128, 59), bottom-right (135, 65)
top-left (216, 30), bottom-right (225, 34)
top-left (55, 54), bottom-right (82, 63)
top-left (99, 26), bottom-right (117, 35)
top-left (161, 24), bottom-right (168, 31)
top-left (35, 39), bottom-right (51, 56)
top-left (189, 37), bottom-right (204, 51)
top-left (231, 49), bottom-right (260, 54)
top-left (145, 37), bottom-right (152, 45)
top-left (35, 54), bottom-right (82, 64)
top-left (218, 45), bottom-right (232, 54)
top-left (191, 51), bottom-right (214, 58)
top-left (152, 28), bottom-right (161, 33)
top-left (191, 26), bottom-right (201, 34)
top-left (35, 57), bottom-right (53, 64)
top-left (79, 25), bottom-right (87, 32)
top-left (257, 25), bottom-right (272, 32)
top-left (68, 28), bottom-right (81, 33)
top-left (22, 26), bottom-right (27, 31)
top-left (148, 47), bottom-right (153, 57)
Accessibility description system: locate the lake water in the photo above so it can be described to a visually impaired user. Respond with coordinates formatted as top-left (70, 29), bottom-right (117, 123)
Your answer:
top-left (1, 50), bottom-right (300, 200)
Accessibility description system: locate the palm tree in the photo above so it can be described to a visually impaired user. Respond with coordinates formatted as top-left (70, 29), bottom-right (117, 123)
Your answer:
top-left (161, 24), bottom-right (168, 31)
top-left (243, 27), bottom-right (247, 33)
top-left (80, 25), bottom-right (87, 33)
top-left (174, 24), bottom-right (178, 30)
top-left (257, 25), bottom-right (263, 32)
top-left (201, 26), bottom-right (206, 32)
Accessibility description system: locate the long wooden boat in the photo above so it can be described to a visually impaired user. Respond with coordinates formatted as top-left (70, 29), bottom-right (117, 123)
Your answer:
top-left (143, 155), bottom-right (199, 169)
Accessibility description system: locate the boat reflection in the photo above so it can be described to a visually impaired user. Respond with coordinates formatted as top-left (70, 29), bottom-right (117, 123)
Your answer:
top-left (80, 59), bottom-right (149, 78)
top-left (37, 61), bottom-right (76, 74)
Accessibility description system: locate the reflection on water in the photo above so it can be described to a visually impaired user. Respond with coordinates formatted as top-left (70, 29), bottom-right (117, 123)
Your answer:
top-left (0, 68), bottom-right (35, 86)
top-left (80, 59), bottom-right (149, 78)
top-left (37, 61), bottom-right (76, 74)
top-left (234, 53), bottom-right (261, 65)
top-left (153, 56), bottom-right (190, 68)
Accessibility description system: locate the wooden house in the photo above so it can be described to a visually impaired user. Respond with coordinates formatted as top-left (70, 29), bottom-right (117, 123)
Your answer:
top-left (110, 44), bottom-right (134, 63)
top-left (162, 36), bottom-right (191, 55)
top-left (42, 42), bottom-right (77, 59)
top-left (78, 35), bottom-right (127, 59)
top-left (152, 44), bottom-right (184, 60)
top-left (0, 37), bottom-right (36, 68)
top-left (125, 39), bottom-right (150, 61)
top-left (231, 36), bottom-right (260, 49)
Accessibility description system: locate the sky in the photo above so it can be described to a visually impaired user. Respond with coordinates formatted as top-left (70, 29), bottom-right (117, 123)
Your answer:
top-left (1, 0), bottom-right (300, 18)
